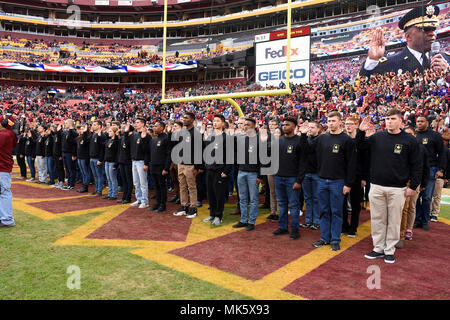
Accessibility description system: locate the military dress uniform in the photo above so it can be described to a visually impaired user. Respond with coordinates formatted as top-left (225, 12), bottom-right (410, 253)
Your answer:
top-left (360, 4), bottom-right (450, 77)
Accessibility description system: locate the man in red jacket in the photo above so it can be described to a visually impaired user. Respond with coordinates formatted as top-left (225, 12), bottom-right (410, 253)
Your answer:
top-left (0, 114), bottom-right (18, 228)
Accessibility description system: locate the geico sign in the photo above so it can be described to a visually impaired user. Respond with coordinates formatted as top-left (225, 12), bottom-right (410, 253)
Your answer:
top-left (265, 46), bottom-right (299, 59)
top-left (258, 69), bottom-right (306, 81)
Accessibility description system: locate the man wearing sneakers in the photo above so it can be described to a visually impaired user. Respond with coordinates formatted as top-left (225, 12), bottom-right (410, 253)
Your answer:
top-left (0, 114), bottom-right (18, 228)
top-left (358, 109), bottom-right (422, 264)
top-left (202, 114), bottom-right (232, 226)
top-left (130, 117), bottom-right (151, 209)
top-left (300, 111), bottom-right (357, 251)
top-left (414, 115), bottom-right (446, 231)
top-left (271, 117), bottom-right (305, 240)
top-left (51, 125), bottom-right (65, 189)
top-left (397, 126), bottom-right (429, 248)
top-left (232, 118), bottom-right (262, 231)
top-left (300, 121), bottom-right (321, 230)
top-left (61, 119), bottom-right (78, 190)
top-left (173, 112), bottom-right (203, 219)
top-left (147, 121), bottom-right (171, 213)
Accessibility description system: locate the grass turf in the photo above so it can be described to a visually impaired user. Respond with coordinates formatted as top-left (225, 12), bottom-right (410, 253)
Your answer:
top-left (0, 208), bottom-right (252, 300)
top-left (437, 203), bottom-right (450, 220)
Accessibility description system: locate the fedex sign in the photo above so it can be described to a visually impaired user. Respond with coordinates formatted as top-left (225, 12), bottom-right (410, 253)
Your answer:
top-left (256, 36), bottom-right (310, 65)
top-left (265, 46), bottom-right (299, 59)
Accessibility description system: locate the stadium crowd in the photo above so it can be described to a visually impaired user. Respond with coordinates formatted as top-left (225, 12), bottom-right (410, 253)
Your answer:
top-left (1, 62), bottom-right (448, 264)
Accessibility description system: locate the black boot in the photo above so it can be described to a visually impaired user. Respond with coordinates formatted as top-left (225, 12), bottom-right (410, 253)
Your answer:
top-left (77, 184), bottom-right (88, 193)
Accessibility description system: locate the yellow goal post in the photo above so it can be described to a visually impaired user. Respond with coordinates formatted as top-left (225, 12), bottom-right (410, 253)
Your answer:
top-left (160, 0), bottom-right (294, 117)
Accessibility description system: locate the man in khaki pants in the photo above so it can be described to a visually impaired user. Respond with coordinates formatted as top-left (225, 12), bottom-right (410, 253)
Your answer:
top-left (357, 109), bottom-right (421, 264)
top-left (431, 178), bottom-right (444, 222)
top-left (172, 112), bottom-right (203, 219)
top-left (397, 126), bottom-right (429, 248)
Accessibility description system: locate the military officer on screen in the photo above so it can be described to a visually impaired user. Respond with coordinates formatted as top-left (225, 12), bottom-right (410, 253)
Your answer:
top-left (360, 4), bottom-right (450, 77)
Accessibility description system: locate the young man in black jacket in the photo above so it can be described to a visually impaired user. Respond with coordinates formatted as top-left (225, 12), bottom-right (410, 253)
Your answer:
top-left (130, 117), bottom-right (151, 209)
top-left (16, 132), bottom-right (27, 179)
top-left (173, 112), bottom-right (203, 218)
top-left (51, 125), bottom-right (65, 189)
top-left (342, 116), bottom-right (370, 238)
top-left (272, 117), bottom-right (305, 240)
top-left (397, 126), bottom-right (429, 248)
top-left (76, 124), bottom-right (91, 193)
top-left (61, 119), bottom-right (78, 190)
top-left (43, 127), bottom-right (55, 186)
top-left (24, 130), bottom-right (36, 182)
top-left (202, 114), bottom-right (233, 226)
top-left (358, 108), bottom-right (422, 264)
top-left (300, 121), bottom-right (321, 230)
top-left (117, 123), bottom-right (133, 204)
top-left (232, 118), bottom-right (262, 231)
top-left (35, 124), bottom-right (47, 184)
top-left (300, 111), bottom-right (357, 251)
top-left (103, 126), bottom-right (119, 200)
top-left (414, 115), bottom-right (446, 230)
top-left (147, 121), bottom-right (171, 212)
top-left (89, 120), bottom-right (106, 196)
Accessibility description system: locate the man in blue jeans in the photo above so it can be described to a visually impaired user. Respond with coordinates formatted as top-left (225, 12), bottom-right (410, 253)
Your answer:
top-left (89, 120), bottom-right (106, 196)
top-left (233, 118), bottom-right (261, 231)
top-left (300, 111), bottom-right (356, 251)
top-left (130, 118), bottom-right (151, 209)
top-left (0, 114), bottom-right (18, 228)
top-left (414, 116), bottom-right (445, 231)
top-left (300, 121), bottom-right (321, 230)
top-left (271, 118), bottom-right (305, 240)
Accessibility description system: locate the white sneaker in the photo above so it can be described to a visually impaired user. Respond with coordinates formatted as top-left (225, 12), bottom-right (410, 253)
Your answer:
top-left (211, 217), bottom-right (222, 226)
top-left (203, 216), bottom-right (214, 222)
top-left (26, 178), bottom-right (35, 182)
top-left (138, 203), bottom-right (149, 209)
top-left (130, 201), bottom-right (140, 207)
top-left (299, 210), bottom-right (303, 217)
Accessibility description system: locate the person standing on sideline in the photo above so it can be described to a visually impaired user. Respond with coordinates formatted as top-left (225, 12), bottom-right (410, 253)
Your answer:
top-left (430, 134), bottom-right (448, 222)
top-left (300, 121), bottom-right (321, 230)
top-left (35, 124), bottom-right (47, 184)
top-left (89, 120), bottom-right (106, 196)
top-left (300, 111), bottom-right (357, 251)
top-left (130, 118), bottom-right (151, 209)
top-left (232, 118), bottom-right (262, 232)
top-left (61, 119), bottom-right (78, 190)
top-left (358, 109), bottom-right (422, 264)
top-left (76, 124), bottom-right (91, 193)
top-left (397, 126), bottom-right (429, 248)
top-left (229, 116), bottom-right (246, 216)
top-left (167, 121), bottom-right (183, 204)
top-left (173, 112), bottom-right (203, 219)
top-left (414, 115), bottom-right (446, 230)
top-left (271, 117), bottom-right (305, 240)
top-left (202, 114), bottom-right (232, 226)
top-left (16, 131), bottom-right (27, 179)
top-left (264, 118), bottom-right (280, 221)
top-left (117, 123), bottom-right (133, 204)
top-left (342, 116), bottom-right (370, 238)
top-left (24, 129), bottom-right (36, 182)
top-left (51, 125), bottom-right (65, 189)
top-left (43, 127), bottom-right (55, 186)
top-left (147, 121), bottom-right (171, 213)
top-left (0, 114), bottom-right (18, 228)
top-left (103, 126), bottom-right (119, 200)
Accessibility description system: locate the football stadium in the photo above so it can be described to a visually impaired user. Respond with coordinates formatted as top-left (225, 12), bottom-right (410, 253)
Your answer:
top-left (0, 0), bottom-right (449, 303)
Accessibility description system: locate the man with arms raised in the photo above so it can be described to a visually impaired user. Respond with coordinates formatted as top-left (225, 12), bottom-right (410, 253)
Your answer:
top-left (358, 109), bottom-right (421, 264)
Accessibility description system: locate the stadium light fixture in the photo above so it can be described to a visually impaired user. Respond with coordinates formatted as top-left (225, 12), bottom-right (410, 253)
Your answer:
top-left (160, 0), bottom-right (294, 117)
